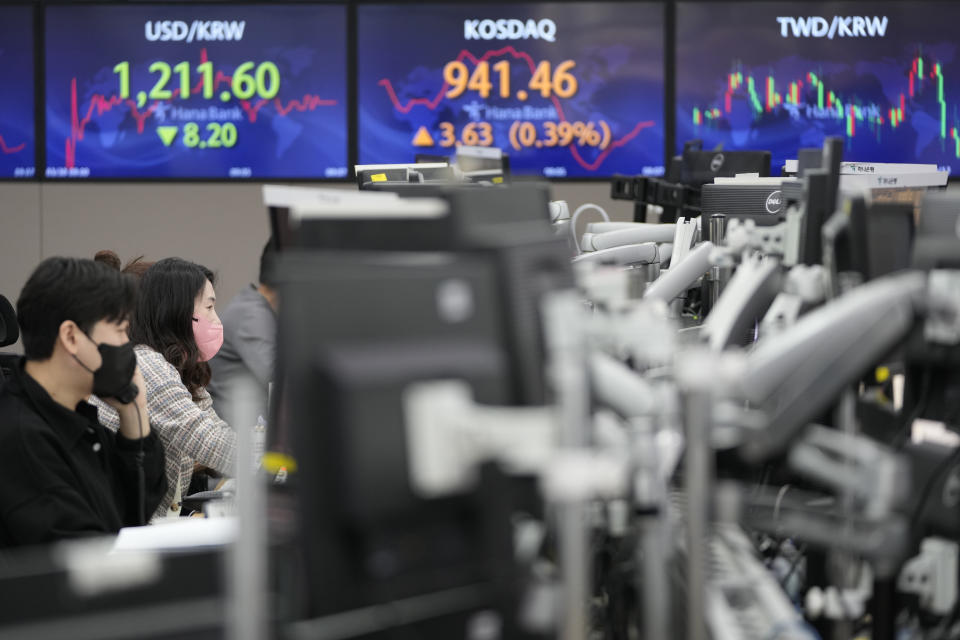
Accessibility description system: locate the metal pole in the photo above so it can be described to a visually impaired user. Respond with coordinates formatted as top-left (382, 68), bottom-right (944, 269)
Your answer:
top-left (633, 421), bottom-right (670, 640)
top-left (707, 215), bottom-right (726, 311)
top-left (227, 377), bottom-right (268, 640)
top-left (684, 388), bottom-right (711, 640)
top-left (558, 502), bottom-right (590, 640)
top-left (543, 292), bottom-right (592, 640)
top-left (831, 388), bottom-right (858, 640)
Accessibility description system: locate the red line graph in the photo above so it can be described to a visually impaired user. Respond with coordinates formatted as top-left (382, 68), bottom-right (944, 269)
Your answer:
top-left (377, 45), bottom-right (656, 172)
top-left (64, 48), bottom-right (338, 168)
top-left (0, 134), bottom-right (26, 155)
top-left (237, 95), bottom-right (337, 122)
top-left (573, 120), bottom-right (655, 172)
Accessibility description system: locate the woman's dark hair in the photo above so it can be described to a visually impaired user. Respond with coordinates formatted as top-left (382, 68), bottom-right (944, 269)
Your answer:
top-left (130, 258), bottom-right (216, 399)
top-left (18, 257), bottom-right (136, 360)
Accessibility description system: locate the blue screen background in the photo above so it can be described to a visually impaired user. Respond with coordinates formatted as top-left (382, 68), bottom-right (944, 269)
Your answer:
top-left (45, 4), bottom-right (347, 179)
top-left (357, 2), bottom-right (665, 178)
top-left (677, 1), bottom-right (960, 175)
top-left (0, 6), bottom-right (36, 179)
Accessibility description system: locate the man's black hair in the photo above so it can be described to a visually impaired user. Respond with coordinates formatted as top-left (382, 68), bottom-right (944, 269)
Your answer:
top-left (259, 240), bottom-right (277, 287)
top-left (17, 257), bottom-right (137, 360)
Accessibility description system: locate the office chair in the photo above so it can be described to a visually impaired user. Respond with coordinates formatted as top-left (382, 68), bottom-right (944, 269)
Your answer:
top-left (0, 295), bottom-right (19, 380)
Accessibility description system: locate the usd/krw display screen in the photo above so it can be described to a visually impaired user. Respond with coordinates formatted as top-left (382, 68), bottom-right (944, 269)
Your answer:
top-left (358, 3), bottom-right (666, 178)
top-left (0, 5), bottom-right (36, 179)
top-left (45, 4), bottom-right (347, 179)
top-left (677, 1), bottom-right (960, 174)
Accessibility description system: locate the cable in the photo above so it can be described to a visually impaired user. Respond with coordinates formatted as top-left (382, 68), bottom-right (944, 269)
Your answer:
top-left (779, 544), bottom-right (807, 590)
top-left (571, 203), bottom-right (610, 253)
top-left (135, 406), bottom-right (146, 526)
top-left (773, 484), bottom-right (793, 525)
top-left (892, 368), bottom-right (932, 450)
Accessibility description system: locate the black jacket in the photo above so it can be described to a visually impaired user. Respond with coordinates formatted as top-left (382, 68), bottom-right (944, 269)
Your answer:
top-left (0, 360), bottom-right (166, 547)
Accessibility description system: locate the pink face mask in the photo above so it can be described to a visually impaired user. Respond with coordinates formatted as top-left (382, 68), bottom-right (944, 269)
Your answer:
top-left (192, 315), bottom-right (224, 362)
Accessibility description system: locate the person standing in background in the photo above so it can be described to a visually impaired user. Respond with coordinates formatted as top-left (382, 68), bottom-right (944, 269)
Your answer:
top-left (207, 241), bottom-right (278, 430)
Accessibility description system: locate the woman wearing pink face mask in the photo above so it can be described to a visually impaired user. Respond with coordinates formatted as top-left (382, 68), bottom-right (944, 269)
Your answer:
top-left (95, 258), bottom-right (235, 520)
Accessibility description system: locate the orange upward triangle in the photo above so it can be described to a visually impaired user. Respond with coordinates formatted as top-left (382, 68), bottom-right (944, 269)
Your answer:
top-left (412, 126), bottom-right (435, 147)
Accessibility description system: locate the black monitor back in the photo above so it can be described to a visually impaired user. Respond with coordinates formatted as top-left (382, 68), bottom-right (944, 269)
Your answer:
top-left (456, 149), bottom-right (510, 176)
top-left (362, 182), bottom-right (486, 196)
top-left (292, 184), bottom-right (552, 252)
top-left (681, 149), bottom-right (771, 186)
top-left (915, 193), bottom-right (960, 270)
top-left (903, 192), bottom-right (960, 414)
top-left (415, 153), bottom-right (450, 164)
top-left (0, 546), bottom-right (225, 639)
top-left (356, 167), bottom-right (411, 188)
top-left (796, 148), bottom-right (823, 176)
top-left (918, 192), bottom-right (960, 237)
top-left (288, 185), bottom-right (571, 408)
top-left (798, 171), bottom-right (831, 266)
top-left (835, 197), bottom-right (915, 281)
top-left (413, 165), bottom-right (458, 182)
top-left (274, 251), bottom-right (532, 625)
top-left (799, 138), bottom-right (845, 265)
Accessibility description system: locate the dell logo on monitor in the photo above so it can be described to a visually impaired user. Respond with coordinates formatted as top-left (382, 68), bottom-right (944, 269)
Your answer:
top-left (710, 153), bottom-right (725, 172)
top-left (765, 191), bottom-right (783, 214)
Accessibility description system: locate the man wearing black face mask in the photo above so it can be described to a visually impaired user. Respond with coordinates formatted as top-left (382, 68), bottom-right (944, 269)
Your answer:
top-left (0, 257), bottom-right (166, 547)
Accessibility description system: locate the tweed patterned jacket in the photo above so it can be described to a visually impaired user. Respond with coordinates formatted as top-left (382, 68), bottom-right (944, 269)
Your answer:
top-left (93, 345), bottom-right (236, 520)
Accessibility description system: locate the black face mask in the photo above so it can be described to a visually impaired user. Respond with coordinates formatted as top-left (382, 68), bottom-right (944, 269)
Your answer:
top-left (73, 331), bottom-right (139, 405)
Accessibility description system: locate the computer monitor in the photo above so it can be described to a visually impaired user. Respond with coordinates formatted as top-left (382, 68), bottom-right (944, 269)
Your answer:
top-left (262, 184), bottom-right (401, 251)
top-left (902, 191), bottom-right (960, 424)
top-left (455, 146), bottom-right (511, 180)
top-left (0, 544), bottom-right (226, 638)
top-left (676, 0), bottom-right (960, 176)
top-left (356, 1), bottom-right (666, 178)
top-left (44, 4), bottom-right (348, 179)
top-left (354, 163), bottom-right (453, 188)
top-left (290, 184), bottom-right (552, 248)
top-left (273, 250), bottom-right (545, 634)
top-left (287, 184), bottom-right (570, 407)
top-left (911, 191), bottom-right (960, 271)
top-left (415, 153), bottom-right (451, 165)
top-left (798, 170), bottom-right (831, 265)
top-left (918, 192), bottom-right (960, 238)
top-left (0, 5), bottom-right (35, 180)
top-left (834, 196), bottom-right (915, 282)
top-left (361, 181), bottom-right (490, 194)
top-left (795, 148), bottom-right (824, 177)
top-left (680, 149), bottom-right (772, 186)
